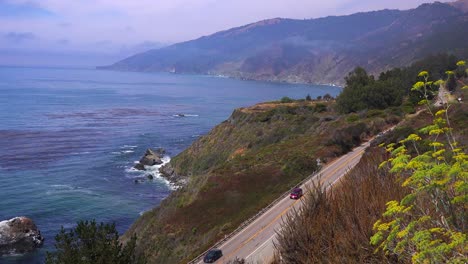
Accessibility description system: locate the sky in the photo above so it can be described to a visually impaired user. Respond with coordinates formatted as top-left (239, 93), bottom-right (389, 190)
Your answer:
top-left (0, 0), bottom-right (449, 67)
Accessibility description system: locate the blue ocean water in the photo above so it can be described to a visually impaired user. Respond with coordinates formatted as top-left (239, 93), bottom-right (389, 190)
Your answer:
top-left (0, 66), bottom-right (341, 263)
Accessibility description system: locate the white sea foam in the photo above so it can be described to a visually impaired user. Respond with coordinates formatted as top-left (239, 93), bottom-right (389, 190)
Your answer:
top-left (128, 156), bottom-right (177, 188)
top-left (46, 185), bottom-right (96, 196)
top-left (112, 150), bottom-right (135, 155)
top-left (125, 166), bottom-right (140, 173)
top-left (139, 210), bottom-right (149, 216)
top-left (71, 151), bottom-right (91, 155)
top-left (50, 184), bottom-right (73, 189)
top-left (120, 145), bottom-right (137, 149)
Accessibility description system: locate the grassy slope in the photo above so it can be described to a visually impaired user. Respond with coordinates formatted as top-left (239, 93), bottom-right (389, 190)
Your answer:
top-left (273, 101), bottom-right (467, 263)
top-left (123, 100), bottom-right (402, 263)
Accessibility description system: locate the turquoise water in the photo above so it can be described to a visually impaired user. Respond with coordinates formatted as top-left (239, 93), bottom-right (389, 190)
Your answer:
top-left (0, 66), bottom-right (341, 263)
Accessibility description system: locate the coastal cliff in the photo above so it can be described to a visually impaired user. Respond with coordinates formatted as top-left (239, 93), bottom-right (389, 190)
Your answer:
top-left (123, 99), bottom-right (401, 263)
top-left (101, 1), bottom-right (468, 85)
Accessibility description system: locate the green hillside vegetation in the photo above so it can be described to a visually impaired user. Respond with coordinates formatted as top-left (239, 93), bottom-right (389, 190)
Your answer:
top-left (274, 63), bottom-right (467, 263)
top-left (123, 99), bottom-right (401, 263)
top-left (336, 54), bottom-right (462, 113)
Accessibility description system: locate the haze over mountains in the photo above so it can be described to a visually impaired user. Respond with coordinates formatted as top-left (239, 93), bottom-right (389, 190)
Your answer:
top-left (102, 0), bottom-right (468, 85)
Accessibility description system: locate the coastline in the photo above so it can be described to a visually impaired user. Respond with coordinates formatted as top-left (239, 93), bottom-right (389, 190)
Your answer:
top-left (96, 67), bottom-right (345, 88)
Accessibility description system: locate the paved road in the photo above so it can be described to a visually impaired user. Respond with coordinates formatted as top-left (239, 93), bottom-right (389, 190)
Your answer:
top-left (196, 140), bottom-right (371, 264)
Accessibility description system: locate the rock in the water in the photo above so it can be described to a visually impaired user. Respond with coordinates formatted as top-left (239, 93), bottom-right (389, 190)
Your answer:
top-left (134, 163), bottom-right (145, 171)
top-left (134, 148), bottom-right (165, 170)
top-left (0, 217), bottom-right (44, 255)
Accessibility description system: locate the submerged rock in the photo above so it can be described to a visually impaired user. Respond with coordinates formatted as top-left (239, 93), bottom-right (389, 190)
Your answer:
top-left (134, 148), bottom-right (165, 170)
top-left (0, 217), bottom-right (44, 256)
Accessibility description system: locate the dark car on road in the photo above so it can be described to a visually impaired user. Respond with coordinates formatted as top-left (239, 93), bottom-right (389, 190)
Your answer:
top-left (204, 249), bottom-right (223, 263)
top-left (290, 187), bottom-right (303, 199)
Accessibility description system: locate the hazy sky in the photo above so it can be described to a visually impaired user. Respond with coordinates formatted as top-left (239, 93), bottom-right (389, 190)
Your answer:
top-left (0, 0), bottom-right (448, 66)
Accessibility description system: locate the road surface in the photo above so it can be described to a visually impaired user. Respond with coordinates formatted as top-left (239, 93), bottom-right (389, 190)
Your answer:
top-left (195, 140), bottom-right (372, 263)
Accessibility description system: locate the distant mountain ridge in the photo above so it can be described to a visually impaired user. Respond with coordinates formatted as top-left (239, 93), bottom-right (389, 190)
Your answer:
top-left (100, 0), bottom-right (468, 85)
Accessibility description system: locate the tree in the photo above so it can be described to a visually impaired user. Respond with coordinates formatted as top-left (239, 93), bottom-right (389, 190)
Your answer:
top-left (336, 67), bottom-right (373, 113)
top-left (455, 60), bottom-right (466, 79)
top-left (46, 220), bottom-right (145, 264)
top-left (305, 94), bottom-right (312, 101)
top-left (371, 67), bottom-right (467, 263)
top-left (446, 71), bottom-right (457, 92)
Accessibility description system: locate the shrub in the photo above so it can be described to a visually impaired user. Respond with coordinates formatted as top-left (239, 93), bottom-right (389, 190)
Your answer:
top-left (274, 149), bottom-right (405, 263)
top-left (280, 96), bottom-right (294, 103)
top-left (314, 103), bottom-right (327, 113)
top-left (366, 109), bottom-right (385, 118)
top-left (45, 220), bottom-right (145, 264)
top-left (371, 68), bottom-right (467, 263)
top-left (401, 101), bottom-right (416, 114)
top-left (346, 113), bottom-right (359, 123)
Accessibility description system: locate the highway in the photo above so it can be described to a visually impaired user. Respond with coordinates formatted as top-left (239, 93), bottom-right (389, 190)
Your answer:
top-left (195, 140), bottom-right (372, 264)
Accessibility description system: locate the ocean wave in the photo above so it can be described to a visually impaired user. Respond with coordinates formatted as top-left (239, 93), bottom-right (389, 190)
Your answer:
top-left (70, 151), bottom-right (91, 155)
top-left (120, 145), bottom-right (137, 149)
top-left (112, 149), bottom-right (136, 155)
top-left (46, 184), bottom-right (97, 196)
top-left (125, 167), bottom-right (140, 173)
top-left (139, 210), bottom-right (149, 216)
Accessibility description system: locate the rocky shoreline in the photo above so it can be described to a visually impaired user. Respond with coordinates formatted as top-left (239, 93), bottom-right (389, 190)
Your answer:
top-left (0, 217), bottom-right (44, 256)
top-left (134, 148), bottom-right (188, 188)
top-left (158, 163), bottom-right (188, 187)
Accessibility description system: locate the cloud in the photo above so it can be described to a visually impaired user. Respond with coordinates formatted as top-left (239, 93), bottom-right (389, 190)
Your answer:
top-left (4, 32), bottom-right (37, 43)
top-left (0, 1), bottom-right (55, 18)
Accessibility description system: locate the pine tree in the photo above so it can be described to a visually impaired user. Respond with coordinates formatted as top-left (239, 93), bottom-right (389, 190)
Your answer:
top-left (46, 220), bottom-right (145, 264)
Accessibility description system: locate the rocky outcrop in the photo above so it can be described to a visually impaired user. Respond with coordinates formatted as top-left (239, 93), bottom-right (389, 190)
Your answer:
top-left (159, 163), bottom-right (188, 187)
top-left (0, 217), bottom-right (44, 255)
top-left (134, 148), bottom-right (165, 170)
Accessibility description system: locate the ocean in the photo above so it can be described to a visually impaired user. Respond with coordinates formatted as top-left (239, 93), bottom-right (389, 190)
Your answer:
top-left (0, 66), bottom-right (341, 263)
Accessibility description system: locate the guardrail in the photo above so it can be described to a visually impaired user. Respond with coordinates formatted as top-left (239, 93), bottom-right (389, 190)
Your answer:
top-left (187, 168), bottom-right (322, 264)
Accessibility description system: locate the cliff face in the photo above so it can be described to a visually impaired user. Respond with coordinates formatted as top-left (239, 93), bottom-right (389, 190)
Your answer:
top-left (123, 100), bottom-right (401, 263)
top-left (101, 1), bottom-right (468, 85)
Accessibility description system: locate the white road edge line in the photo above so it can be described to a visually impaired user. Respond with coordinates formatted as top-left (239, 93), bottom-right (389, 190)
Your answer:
top-left (245, 233), bottom-right (275, 260)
